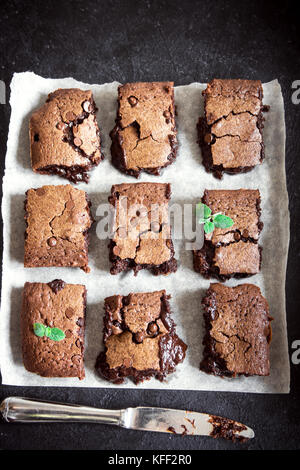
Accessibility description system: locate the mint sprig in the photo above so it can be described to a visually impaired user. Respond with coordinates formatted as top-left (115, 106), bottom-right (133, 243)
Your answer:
top-left (33, 323), bottom-right (65, 342)
top-left (204, 221), bottom-right (215, 233)
top-left (196, 203), bottom-right (234, 234)
top-left (33, 322), bottom-right (46, 337)
top-left (48, 327), bottom-right (66, 341)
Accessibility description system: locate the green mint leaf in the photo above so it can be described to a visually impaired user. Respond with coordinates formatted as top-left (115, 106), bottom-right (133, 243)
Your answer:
top-left (45, 326), bottom-right (52, 338)
top-left (48, 327), bottom-right (65, 342)
top-left (213, 214), bottom-right (234, 229)
top-left (211, 212), bottom-right (222, 219)
top-left (204, 221), bottom-right (215, 234)
top-left (33, 322), bottom-right (46, 337)
top-left (201, 202), bottom-right (211, 219)
top-left (196, 202), bottom-right (211, 221)
top-left (203, 204), bottom-right (212, 219)
top-left (197, 201), bottom-right (234, 234)
top-left (33, 323), bottom-right (65, 342)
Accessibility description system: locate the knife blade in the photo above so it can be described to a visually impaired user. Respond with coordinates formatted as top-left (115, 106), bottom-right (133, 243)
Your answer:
top-left (122, 406), bottom-right (254, 441)
top-left (0, 397), bottom-right (254, 441)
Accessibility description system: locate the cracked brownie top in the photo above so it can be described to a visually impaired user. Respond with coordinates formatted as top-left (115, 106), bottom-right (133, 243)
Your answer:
top-left (109, 183), bottom-right (177, 275)
top-left (24, 184), bottom-right (93, 272)
top-left (194, 189), bottom-right (263, 278)
top-left (203, 189), bottom-right (262, 245)
top-left (199, 79), bottom-right (267, 177)
top-left (205, 79), bottom-right (263, 124)
top-left (200, 283), bottom-right (272, 377)
top-left (95, 290), bottom-right (187, 384)
top-left (30, 88), bottom-right (102, 183)
top-left (21, 280), bottom-right (86, 379)
top-left (110, 82), bottom-right (177, 177)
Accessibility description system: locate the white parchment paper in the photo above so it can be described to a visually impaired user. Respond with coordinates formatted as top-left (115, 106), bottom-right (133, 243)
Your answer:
top-left (0, 72), bottom-right (290, 392)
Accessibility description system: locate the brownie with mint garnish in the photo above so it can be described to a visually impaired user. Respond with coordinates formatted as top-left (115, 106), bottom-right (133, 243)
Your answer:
top-left (30, 88), bottom-right (102, 183)
top-left (198, 79), bottom-right (269, 178)
top-left (193, 189), bottom-right (263, 280)
top-left (21, 280), bottom-right (86, 379)
top-left (200, 283), bottom-right (272, 377)
top-left (95, 290), bottom-right (187, 384)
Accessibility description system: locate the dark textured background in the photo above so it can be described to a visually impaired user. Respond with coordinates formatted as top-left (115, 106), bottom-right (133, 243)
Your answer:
top-left (0, 0), bottom-right (299, 451)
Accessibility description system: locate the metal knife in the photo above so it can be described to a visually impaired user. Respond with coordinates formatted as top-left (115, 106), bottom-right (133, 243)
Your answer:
top-left (0, 396), bottom-right (254, 441)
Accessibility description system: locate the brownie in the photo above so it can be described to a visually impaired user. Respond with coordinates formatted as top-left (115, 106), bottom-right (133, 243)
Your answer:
top-left (30, 88), bottom-right (102, 183)
top-left (110, 82), bottom-right (178, 177)
top-left (24, 184), bottom-right (93, 272)
top-left (200, 283), bottom-right (272, 377)
top-left (95, 290), bottom-right (187, 384)
top-left (108, 182), bottom-right (177, 275)
top-left (193, 189), bottom-right (263, 281)
top-left (198, 79), bottom-right (269, 178)
top-left (21, 280), bottom-right (86, 379)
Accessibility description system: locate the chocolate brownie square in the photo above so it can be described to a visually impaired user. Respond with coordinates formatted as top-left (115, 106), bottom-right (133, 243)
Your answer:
top-left (21, 280), bottom-right (86, 379)
top-left (95, 290), bottom-right (187, 384)
top-left (24, 184), bottom-right (93, 272)
top-left (198, 79), bottom-right (268, 178)
top-left (200, 283), bottom-right (272, 377)
top-left (109, 182), bottom-right (177, 275)
top-left (193, 189), bottom-right (263, 280)
top-left (110, 82), bottom-right (177, 177)
top-left (30, 88), bottom-right (102, 183)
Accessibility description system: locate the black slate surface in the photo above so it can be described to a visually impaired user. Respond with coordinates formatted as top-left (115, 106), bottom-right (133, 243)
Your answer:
top-left (0, 0), bottom-right (299, 451)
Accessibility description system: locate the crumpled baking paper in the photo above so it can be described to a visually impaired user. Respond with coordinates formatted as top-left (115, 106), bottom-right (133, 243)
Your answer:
top-left (0, 72), bottom-right (290, 392)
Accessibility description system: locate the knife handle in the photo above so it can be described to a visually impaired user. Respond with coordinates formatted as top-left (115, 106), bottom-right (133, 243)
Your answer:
top-left (0, 396), bottom-right (123, 425)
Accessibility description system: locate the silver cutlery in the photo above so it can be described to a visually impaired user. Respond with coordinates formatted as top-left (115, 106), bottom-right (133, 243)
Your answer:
top-left (0, 396), bottom-right (254, 441)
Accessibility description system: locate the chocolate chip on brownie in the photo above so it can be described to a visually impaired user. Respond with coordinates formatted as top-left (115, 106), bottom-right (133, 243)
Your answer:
top-left (108, 182), bottom-right (177, 276)
top-left (193, 189), bottom-right (263, 280)
top-left (21, 281), bottom-right (86, 379)
top-left (110, 82), bottom-right (178, 177)
top-left (95, 290), bottom-right (187, 384)
top-left (198, 79), bottom-right (269, 178)
top-left (30, 88), bottom-right (103, 183)
top-left (24, 184), bottom-right (93, 272)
